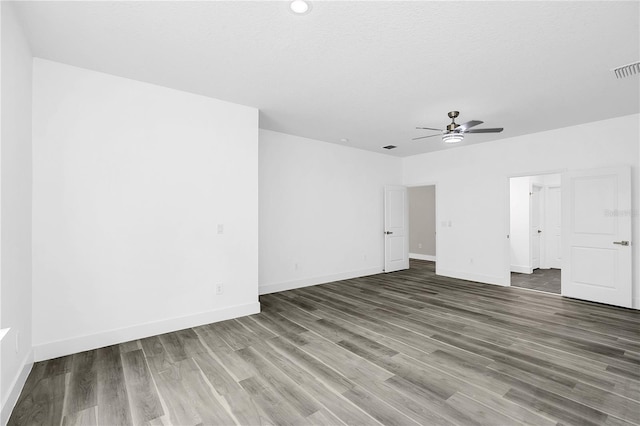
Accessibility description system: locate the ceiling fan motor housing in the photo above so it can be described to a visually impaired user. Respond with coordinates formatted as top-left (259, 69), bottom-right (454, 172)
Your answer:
top-left (447, 111), bottom-right (460, 132)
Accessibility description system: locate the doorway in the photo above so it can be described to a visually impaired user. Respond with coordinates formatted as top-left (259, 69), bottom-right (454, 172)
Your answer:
top-left (408, 185), bottom-right (436, 265)
top-left (509, 173), bottom-right (561, 294)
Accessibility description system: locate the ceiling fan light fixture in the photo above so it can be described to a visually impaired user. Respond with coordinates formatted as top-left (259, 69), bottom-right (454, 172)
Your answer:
top-left (442, 133), bottom-right (464, 144)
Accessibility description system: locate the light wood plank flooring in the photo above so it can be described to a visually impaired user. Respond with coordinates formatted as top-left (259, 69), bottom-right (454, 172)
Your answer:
top-left (9, 260), bottom-right (640, 425)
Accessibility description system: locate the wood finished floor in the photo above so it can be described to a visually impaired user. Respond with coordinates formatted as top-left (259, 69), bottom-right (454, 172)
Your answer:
top-left (9, 260), bottom-right (640, 426)
top-left (511, 268), bottom-right (561, 294)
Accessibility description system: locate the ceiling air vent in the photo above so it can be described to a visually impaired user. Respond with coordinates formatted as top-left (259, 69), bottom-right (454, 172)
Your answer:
top-left (612, 61), bottom-right (640, 79)
top-left (383, 145), bottom-right (397, 150)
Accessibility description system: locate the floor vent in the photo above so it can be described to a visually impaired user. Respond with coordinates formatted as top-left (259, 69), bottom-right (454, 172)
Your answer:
top-left (612, 61), bottom-right (640, 79)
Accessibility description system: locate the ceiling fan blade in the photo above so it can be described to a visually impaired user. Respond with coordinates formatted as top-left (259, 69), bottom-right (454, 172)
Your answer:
top-left (465, 127), bottom-right (504, 134)
top-left (416, 127), bottom-right (443, 131)
top-left (456, 120), bottom-right (483, 131)
top-left (412, 134), bottom-right (441, 141)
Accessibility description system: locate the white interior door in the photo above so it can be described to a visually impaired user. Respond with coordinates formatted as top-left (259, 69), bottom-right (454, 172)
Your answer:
top-left (530, 185), bottom-right (542, 270)
top-left (562, 166), bottom-right (632, 308)
top-left (545, 186), bottom-right (562, 269)
top-left (384, 185), bottom-right (409, 273)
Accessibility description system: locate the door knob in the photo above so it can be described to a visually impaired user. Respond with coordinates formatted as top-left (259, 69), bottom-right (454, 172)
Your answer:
top-left (613, 241), bottom-right (630, 246)
top-left (385, 231), bottom-right (393, 235)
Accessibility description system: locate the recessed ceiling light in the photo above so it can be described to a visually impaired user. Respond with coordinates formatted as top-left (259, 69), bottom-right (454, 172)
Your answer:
top-left (290, 0), bottom-right (311, 15)
top-left (340, 138), bottom-right (349, 143)
top-left (383, 145), bottom-right (397, 150)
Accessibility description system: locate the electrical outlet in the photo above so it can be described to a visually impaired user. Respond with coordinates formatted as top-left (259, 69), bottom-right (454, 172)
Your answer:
top-left (469, 258), bottom-right (474, 264)
top-left (216, 284), bottom-right (224, 295)
top-left (217, 224), bottom-right (224, 234)
top-left (363, 254), bottom-right (367, 261)
top-left (294, 262), bottom-right (298, 270)
top-left (418, 243), bottom-right (422, 249)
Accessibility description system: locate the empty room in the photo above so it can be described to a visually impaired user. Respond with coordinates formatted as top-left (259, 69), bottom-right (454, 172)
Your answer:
top-left (1, 1), bottom-right (639, 425)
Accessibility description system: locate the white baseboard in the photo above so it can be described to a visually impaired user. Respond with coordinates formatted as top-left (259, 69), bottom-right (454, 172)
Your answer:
top-left (1, 349), bottom-right (34, 426)
top-left (510, 264), bottom-right (533, 274)
top-left (437, 268), bottom-right (509, 287)
top-left (409, 253), bottom-right (436, 261)
top-left (259, 267), bottom-right (382, 295)
top-left (33, 302), bottom-right (260, 362)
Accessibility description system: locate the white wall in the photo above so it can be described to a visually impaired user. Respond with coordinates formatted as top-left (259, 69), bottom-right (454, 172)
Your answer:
top-left (408, 185), bottom-right (436, 259)
top-left (0, 2), bottom-right (34, 422)
top-left (259, 130), bottom-right (402, 294)
top-left (32, 59), bottom-right (259, 361)
top-left (509, 177), bottom-right (530, 273)
top-left (533, 173), bottom-right (561, 187)
top-left (403, 114), bottom-right (640, 307)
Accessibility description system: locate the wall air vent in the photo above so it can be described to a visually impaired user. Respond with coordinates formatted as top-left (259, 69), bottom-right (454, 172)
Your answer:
top-left (383, 145), bottom-right (397, 150)
top-left (612, 61), bottom-right (640, 79)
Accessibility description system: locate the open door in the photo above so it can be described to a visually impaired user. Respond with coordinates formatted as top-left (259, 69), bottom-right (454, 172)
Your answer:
top-left (530, 184), bottom-right (542, 270)
top-left (545, 185), bottom-right (562, 269)
top-left (562, 166), bottom-right (632, 308)
top-left (384, 185), bottom-right (409, 272)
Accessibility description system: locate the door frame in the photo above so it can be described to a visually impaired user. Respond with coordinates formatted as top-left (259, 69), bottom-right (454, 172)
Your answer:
top-left (505, 169), bottom-right (566, 287)
top-left (406, 182), bottom-right (439, 272)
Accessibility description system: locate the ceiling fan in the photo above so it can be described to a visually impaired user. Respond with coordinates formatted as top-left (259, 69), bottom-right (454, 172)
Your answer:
top-left (413, 111), bottom-right (503, 144)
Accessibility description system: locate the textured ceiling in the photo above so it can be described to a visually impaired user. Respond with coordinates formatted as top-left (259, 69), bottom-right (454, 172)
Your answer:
top-left (13, 1), bottom-right (640, 157)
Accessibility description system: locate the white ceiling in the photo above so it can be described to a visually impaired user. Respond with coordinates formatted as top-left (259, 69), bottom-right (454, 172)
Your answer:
top-left (13, 1), bottom-right (640, 157)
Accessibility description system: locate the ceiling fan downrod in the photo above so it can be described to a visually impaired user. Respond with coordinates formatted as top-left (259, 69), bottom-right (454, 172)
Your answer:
top-left (446, 111), bottom-right (460, 132)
